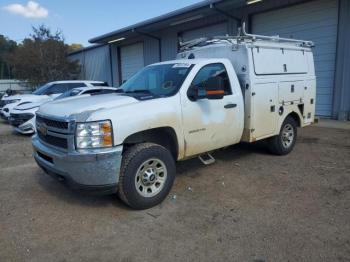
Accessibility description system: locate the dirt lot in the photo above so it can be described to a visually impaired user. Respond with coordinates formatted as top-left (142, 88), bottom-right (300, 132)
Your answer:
top-left (0, 120), bottom-right (349, 262)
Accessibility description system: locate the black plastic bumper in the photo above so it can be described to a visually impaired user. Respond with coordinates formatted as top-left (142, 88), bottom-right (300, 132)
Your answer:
top-left (35, 157), bottom-right (118, 195)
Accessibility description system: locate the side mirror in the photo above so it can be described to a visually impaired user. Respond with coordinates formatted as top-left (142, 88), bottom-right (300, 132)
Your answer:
top-left (188, 76), bottom-right (225, 101)
top-left (205, 76), bottom-right (225, 99)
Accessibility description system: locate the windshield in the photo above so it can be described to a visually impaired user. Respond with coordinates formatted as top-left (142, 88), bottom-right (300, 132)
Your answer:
top-left (32, 83), bottom-right (52, 95)
top-left (120, 63), bottom-right (193, 97)
top-left (55, 88), bottom-right (81, 100)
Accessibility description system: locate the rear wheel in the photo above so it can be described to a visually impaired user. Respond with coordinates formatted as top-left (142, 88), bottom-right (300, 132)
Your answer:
top-left (267, 116), bottom-right (298, 155)
top-left (118, 143), bottom-right (175, 209)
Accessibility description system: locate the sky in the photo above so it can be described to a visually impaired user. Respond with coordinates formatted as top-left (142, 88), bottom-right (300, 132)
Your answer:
top-left (0, 0), bottom-right (202, 46)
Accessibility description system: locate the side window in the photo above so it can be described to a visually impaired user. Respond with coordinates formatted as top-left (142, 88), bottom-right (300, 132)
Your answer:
top-left (67, 83), bottom-right (86, 90)
top-left (190, 63), bottom-right (232, 95)
top-left (46, 84), bottom-right (69, 94)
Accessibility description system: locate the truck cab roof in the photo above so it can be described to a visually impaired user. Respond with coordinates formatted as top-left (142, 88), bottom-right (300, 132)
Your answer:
top-left (151, 58), bottom-right (231, 67)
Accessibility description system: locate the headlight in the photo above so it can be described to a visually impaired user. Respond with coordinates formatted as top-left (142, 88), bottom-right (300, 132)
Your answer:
top-left (6, 99), bottom-right (20, 104)
top-left (75, 120), bottom-right (113, 149)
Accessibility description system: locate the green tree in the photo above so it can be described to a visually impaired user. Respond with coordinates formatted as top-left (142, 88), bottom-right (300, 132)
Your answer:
top-left (8, 25), bottom-right (80, 87)
top-left (0, 35), bottom-right (17, 79)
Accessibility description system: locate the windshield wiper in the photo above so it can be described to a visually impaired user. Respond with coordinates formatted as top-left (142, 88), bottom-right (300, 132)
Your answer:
top-left (124, 89), bottom-right (151, 93)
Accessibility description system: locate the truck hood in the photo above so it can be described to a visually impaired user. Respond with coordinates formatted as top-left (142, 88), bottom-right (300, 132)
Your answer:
top-left (37, 94), bottom-right (138, 120)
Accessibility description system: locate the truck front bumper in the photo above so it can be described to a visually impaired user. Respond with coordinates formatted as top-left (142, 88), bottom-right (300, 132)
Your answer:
top-left (32, 135), bottom-right (123, 194)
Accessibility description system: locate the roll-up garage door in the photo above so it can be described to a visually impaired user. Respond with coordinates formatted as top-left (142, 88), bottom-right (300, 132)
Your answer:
top-left (181, 22), bottom-right (228, 42)
top-left (251, 0), bottom-right (339, 117)
top-left (120, 43), bottom-right (144, 83)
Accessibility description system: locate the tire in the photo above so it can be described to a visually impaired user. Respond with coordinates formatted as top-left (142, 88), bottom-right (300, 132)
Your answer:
top-left (267, 116), bottom-right (298, 155)
top-left (118, 143), bottom-right (176, 210)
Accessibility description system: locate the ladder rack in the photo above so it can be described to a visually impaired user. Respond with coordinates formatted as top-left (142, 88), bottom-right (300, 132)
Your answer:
top-left (239, 22), bottom-right (314, 47)
top-left (179, 22), bottom-right (314, 51)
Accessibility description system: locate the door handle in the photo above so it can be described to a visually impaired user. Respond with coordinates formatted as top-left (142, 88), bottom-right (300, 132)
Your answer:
top-left (224, 103), bottom-right (237, 109)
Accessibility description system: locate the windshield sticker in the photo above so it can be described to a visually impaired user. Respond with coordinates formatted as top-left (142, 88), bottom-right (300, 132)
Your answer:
top-left (172, 63), bottom-right (191, 68)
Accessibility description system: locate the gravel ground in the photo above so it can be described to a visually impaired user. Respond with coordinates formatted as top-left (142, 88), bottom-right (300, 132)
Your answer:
top-left (0, 120), bottom-right (349, 262)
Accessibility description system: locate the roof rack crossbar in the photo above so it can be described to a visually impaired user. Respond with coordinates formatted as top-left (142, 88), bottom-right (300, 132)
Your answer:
top-left (179, 36), bottom-right (234, 51)
top-left (240, 22), bottom-right (314, 47)
top-left (178, 22), bottom-right (314, 51)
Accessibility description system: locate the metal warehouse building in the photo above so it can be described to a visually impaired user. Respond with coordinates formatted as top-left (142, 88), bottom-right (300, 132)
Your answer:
top-left (68, 0), bottom-right (350, 120)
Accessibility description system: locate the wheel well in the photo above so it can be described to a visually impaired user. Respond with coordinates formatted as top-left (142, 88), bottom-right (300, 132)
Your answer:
top-left (123, 127), bottom-right (179, 160)
top-left (287, 111), bottom-right (301, 127)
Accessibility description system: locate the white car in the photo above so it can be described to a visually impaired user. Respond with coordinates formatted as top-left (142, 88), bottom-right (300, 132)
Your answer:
top-left (0, 80), bottom-right (108, 121)
top-left (9, 86), bottom-right (117, 134)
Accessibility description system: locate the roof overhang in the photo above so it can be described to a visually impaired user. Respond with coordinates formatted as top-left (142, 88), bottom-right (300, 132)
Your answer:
top-left (89, 0), bottom-right (248, 44)
top-left (68, 43), bottom-right (106, 56)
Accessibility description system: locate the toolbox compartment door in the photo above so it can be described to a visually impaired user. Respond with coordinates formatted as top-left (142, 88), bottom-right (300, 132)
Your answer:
top-left (278, 80), bottom-right (304, 103)
top-left (251, 82), bottom-right (278, 139)
top-left (252, 47), bottom-right (308, 75)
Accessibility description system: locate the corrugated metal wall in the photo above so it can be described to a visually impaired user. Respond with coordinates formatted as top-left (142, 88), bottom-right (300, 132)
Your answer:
top-left (144, 37), bottom-right (160, 65)
top-left (68, 45), bottom-right (112, 84)
top-left (120, 43), bottom-right (144, 82)
top-left (160, 28), bottom-right (179, 61)
top-left (158, 15), bottom-right (238, 64)
top-left (110, 36), bottom-right (161, 86)
top-left (181, 22), bottom-right (229, 42)
top-left (251, 0), bottom-right (339, 117)
top-left (333, 0), bottom-right (350, 120)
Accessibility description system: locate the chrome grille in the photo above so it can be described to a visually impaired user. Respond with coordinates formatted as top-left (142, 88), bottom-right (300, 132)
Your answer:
top-left (37, 132), bottom-right (68, 149)
top-left (36, 115), bottom-right (69, 130)
top-left (36, 115), bottom-right (71, 150)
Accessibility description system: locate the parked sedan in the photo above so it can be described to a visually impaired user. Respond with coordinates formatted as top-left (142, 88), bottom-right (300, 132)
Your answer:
top-left (0, 80), bottom-right (107, 121)
top-left (9, 86), bottom-right (118, 134)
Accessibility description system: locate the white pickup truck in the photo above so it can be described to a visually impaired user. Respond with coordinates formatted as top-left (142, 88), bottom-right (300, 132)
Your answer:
top-left (32, 30), bottom-right (316, 209)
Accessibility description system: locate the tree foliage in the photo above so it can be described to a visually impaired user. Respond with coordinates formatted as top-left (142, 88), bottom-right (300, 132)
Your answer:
top-left (7, 25), bottom-right (81, 86)
top-left (0, 35), bottom-right (17, 79)
top-left (69, 43), bottom-right (84, 52)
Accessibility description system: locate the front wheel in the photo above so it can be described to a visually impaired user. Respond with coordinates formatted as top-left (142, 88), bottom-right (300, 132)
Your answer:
top-left (267, 116), bottom-right (298, 155)
top-left (118, 143), bottom-right (176, 209)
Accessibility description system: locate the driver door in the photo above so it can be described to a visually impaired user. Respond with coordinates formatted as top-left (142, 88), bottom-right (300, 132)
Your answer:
top-left (180, 63), bottom-right (242, 157)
